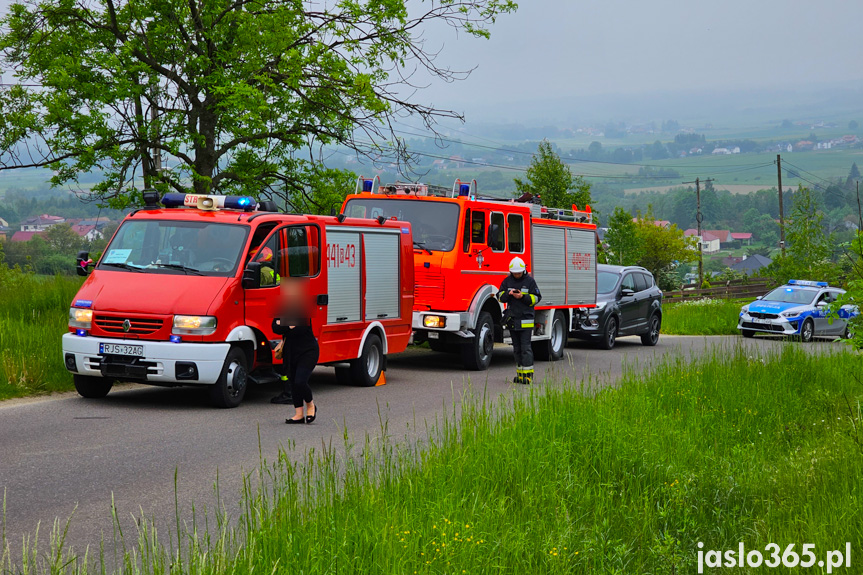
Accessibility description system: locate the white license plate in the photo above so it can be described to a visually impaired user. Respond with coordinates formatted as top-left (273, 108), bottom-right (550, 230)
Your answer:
top-left (752, 318), bottom-right (768, 324)
top-left (427, 331), bottom-right (440, 339)
top-left (100, 343), bottom-right (144, 356)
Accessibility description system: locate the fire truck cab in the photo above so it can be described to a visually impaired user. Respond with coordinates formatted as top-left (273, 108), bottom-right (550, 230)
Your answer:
top-left (342, 178), bottom-right (597, 370)
top-left (62, 191), bottom-right (414, 407)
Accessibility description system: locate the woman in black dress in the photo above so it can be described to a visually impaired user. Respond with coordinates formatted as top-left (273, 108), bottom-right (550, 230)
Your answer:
top-left (273, 277), bottom-right (319, 424)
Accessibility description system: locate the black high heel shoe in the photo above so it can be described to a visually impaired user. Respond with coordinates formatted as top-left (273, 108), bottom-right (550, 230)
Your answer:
top-left (285, 416), bottom-right (306, 424)
top-left (305, 406), bottom-right (318, 424)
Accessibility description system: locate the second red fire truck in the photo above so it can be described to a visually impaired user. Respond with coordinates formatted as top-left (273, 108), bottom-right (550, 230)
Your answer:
top-left (343, 178), bottom-right (598, 370)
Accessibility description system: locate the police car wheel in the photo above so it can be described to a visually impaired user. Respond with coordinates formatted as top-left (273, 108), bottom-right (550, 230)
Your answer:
top-left (73, 374), bottom-right (113, 399)
top-left (210, 348), bottom-right (248, 408)
top-left (799, 319), bottom-right (815, 343)
top-left (350, 333), bottom-right (383, 387)
top-left (844, 327), bottom-right (853, 340)
top-left (741, 329), bottom-right (755, 338)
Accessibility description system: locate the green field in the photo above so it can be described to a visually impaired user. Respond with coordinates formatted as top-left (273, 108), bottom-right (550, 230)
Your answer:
top-left (4, 342), bottom-right (860, 574)
top-left (661, 298), bottom-right (747, 336)
top-left (0, 270), bottom-right (82, 399)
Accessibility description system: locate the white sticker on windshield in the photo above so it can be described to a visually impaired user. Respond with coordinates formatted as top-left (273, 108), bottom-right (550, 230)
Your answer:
top-left (103, 249), bottom-right (132, 264)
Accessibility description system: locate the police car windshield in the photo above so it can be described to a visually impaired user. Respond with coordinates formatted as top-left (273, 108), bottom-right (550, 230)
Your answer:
top-left (762, 286), bottom-right (818, 305)
top-left (344, 198), bottom-right (459, 252)
top-left (98, 220), bottom-right (249, 277)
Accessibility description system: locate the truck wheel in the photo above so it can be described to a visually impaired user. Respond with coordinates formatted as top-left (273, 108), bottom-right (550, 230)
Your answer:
top-left (350, 333), bottom-right (383, 387)
top-left (461, 311), bottom-right (494, 371)
top-left (640, 314), bottom-right (661, 346)
top-left (533, 310), bottom-right (567, 361)
top-left (210, 348), bottom-right (248, 408)
top-left (799, 319), bottom-right (814, 343)
top-left (73, 374), bottom-right (113, 399)
top-left (597, 316), bottom-right (617, 350)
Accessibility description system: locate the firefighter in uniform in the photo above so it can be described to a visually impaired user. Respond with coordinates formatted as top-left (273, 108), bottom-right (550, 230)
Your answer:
top-left (497, 256), bottom-right (541, 384)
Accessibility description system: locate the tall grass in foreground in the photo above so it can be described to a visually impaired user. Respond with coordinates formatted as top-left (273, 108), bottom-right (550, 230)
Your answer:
top-left (662, 297), bottom-right (747, 335)
top-left (0, 272), bottom-right (83, 399)
top-left (4, 344), bottom-right (862, 574)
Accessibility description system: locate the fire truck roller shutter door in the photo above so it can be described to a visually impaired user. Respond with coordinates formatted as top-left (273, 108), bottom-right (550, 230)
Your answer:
top-left (363, 231), bottom-right (400, 320)
top-left (531, 225), bottom-right (566, 306)
top-left (326, 230), bottom-right (362, 323)
top-left (566, 228), bottom-right (597, 305)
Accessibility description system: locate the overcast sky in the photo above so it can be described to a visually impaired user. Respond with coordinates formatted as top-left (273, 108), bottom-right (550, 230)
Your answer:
top-left (2, 0), bottom-right (862, 122)
top-left (422, 0), bottom-right (863, 118)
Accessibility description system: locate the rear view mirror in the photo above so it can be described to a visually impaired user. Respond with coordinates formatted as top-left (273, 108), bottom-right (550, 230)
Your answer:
top-left (620, 288), bottom-right (635, 297)
top-left (242, 262), bottom-right (262, 289)
top-left (76, 251), bottom-right (94, 276)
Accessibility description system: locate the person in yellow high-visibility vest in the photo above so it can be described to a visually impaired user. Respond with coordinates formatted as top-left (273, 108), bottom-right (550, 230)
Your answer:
top-left (249, 246), bottom-right (278, 286)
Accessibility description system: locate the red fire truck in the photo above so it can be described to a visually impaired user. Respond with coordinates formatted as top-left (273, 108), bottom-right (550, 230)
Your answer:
top-left (342, 178), bottom-right (597, 370)
top-left (62, 191), bottom-right (414, 407)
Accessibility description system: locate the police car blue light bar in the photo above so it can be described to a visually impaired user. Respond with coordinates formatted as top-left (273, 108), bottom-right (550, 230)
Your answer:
top-left (788, 280), bottom-right (829, 287)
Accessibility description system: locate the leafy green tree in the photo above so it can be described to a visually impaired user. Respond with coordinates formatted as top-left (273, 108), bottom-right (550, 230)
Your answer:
top-left (604, 207), bottom-right (643, 266)
top-left (634, 207), bottom-right (697, 290)
top-left (765, 186), bottom-right (837, 284)
top-left (849, 120), bottom-right (859, 131)
top-left (0, 0), bottom-right (516, 207)
top-left (513, 140), bottom-right (591, 210)
top-left (43, 223), bottom-right (83, 256)
top-left (846, 162), bottom-right (861, 189)
top-left (285, 165), bottom-right (357, 215)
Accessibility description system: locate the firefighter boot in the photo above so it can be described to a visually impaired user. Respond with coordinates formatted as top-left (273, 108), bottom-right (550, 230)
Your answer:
top-left (512, 366), bottom-right (524, 385)
top-left (521, 366), bottom-right (534, 385)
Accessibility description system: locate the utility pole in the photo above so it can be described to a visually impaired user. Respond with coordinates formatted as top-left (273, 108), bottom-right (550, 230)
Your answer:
top-left (683, 177), bottom-right (712, 287)
top-left (777, 154), bottom-right (785, 256)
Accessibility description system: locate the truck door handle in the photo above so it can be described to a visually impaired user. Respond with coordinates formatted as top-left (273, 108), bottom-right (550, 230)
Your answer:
top-left (317, 294), bottom-right (329, 305)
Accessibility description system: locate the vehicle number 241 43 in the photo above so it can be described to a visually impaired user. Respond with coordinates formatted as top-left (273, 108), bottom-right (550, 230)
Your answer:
top-left (327, 243), bottom-right (356, 268)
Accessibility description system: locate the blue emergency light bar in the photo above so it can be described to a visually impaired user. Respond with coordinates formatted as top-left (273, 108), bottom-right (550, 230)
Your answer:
top-left (160, 193), bottom-right (256, 211)
top-left (788, 280), bottom-right (829, 287)
top-left (458, 183), bottom-right (470, 196)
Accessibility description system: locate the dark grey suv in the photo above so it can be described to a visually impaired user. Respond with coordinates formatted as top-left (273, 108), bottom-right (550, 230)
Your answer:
top-left (573, 264), bottom-right (663, 349)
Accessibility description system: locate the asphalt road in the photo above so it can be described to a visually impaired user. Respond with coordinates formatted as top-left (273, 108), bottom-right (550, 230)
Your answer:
top-left (0, 335), bottom-right (846, 565)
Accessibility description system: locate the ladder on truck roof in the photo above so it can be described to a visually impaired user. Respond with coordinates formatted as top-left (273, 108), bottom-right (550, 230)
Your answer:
top-left (355, 176), bottom-right (593, 223)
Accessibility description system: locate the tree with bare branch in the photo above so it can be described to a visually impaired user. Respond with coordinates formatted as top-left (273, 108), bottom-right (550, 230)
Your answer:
top-left (0, 0), bottom-right (516, 208)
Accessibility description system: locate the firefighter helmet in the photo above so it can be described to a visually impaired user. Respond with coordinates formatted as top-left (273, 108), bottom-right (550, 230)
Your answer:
top-left (509, 256), bottom-right (526, 274)
top-left (250, 246), bottom-right (273, 262)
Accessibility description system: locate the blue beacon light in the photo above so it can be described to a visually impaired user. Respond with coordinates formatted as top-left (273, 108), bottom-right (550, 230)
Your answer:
top-left (459, 184), bottom-right (471, 196)
top-left (75, 329), bottom-right (88, 337)
top-left (363, 179), bottom-right (374, 192)
top-left (170, 335), bottom-right (182, 343)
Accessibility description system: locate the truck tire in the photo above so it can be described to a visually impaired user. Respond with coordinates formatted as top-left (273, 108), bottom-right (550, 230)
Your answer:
top-left (73, 374), bottom-right (113, 399)
top-left (210, 347), bottom-right (248, 408)
top-left (533, 310), bottom-right (567, 361)
top-left (597, 316), bottom-right (618, 350)
top-left (461, 311), bottom-right (494, 371)
top-left (640, 313), bottom-right (661, 346)
top-left (350, 333), bottom-right (383, 387)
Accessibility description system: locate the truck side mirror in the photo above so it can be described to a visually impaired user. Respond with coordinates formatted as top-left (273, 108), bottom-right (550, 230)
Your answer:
top-left (242, 262), bottom-right (262, 289)
top-left (76, 251), bottom-right (94, 277)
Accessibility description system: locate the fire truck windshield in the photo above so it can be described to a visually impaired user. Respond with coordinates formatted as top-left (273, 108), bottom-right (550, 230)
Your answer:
top-left (344, 198), bottom-right (460, 251)
top-left (97, 219), bottom-right (249, 276)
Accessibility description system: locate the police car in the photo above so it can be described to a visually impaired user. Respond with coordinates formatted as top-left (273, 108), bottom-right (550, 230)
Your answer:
top-left (738, 280), bottom-right (857, 342)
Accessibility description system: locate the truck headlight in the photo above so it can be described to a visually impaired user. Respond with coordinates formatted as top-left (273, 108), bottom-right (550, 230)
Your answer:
top-left (173, 315), bottom-right (217, 335)
top-left (69, 308), bottom-right (93, 329)
top-left (423, 315), bottom-right (446, 328)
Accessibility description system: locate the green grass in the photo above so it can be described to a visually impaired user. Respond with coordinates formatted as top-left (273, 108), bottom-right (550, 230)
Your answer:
top-left (0, 270), bottom-right (83, 399)
top-left (5, 343), bottom-right (861, 574)
top-left (662, 297), bottom-right (747, 335)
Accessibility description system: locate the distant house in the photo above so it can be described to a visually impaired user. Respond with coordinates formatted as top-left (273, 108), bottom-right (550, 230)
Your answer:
top-left (730, 232), bottom-right (753, 246)
top-left (712, 147), bottom-right (731, 155)
top-left (704, 229), bottom-right (733, 248)
top-left (10, 231), bottom-right (45, 242)
top-left (795, 140), bottom-right (815, 151)
top-left (20, 214), bottom-right (65, 232)
top-left (684, 229), bottom-right (721, 254)
top-left (71, 224), bottom-right (102, 242)
top-left (730, 254), bottom-right (773, 276)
